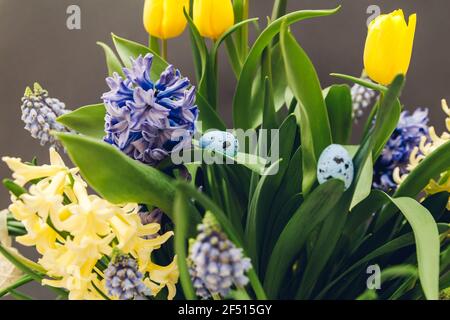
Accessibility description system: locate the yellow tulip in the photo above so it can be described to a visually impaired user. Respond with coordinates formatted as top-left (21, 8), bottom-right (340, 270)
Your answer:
top-left (364, 9), bottom-right (417, 85)
top-left (143, 0), bottom-right (189, 40)
top-left (193, 0), bottom-right (235, 40)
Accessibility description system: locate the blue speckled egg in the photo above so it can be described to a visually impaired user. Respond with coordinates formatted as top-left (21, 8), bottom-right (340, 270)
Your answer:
top-left (199, 131), bottom-right (239, 157)
top-left (317, 144), bottom-right (354, 190)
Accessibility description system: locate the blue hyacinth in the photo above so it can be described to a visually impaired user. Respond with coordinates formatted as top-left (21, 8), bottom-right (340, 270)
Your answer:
top-left (188, 213), bottom-right (252, 299)
top-left (373, 108), bottom-right (429, 192)
top-left (104, 254), bottom-right (148, 300)
top-left (102, 54), bottom-right (198, 166)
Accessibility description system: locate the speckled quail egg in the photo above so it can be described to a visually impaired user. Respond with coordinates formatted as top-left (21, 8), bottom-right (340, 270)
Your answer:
top-left (317, 144), bottom-right (354, 190)
top-left (199, 131), bottom-right (239, 157)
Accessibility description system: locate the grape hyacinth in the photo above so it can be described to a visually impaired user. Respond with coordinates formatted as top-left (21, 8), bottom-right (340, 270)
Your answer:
top-left (373, 108), bottom-right (430, 192)
top-left (188, 212), bottom-right (252, 299)
top-left (104, 253), bottom-right (148, 300)
top-left (20, 83), bottom-right (70, 147)
top-left (351, 80), bottom-right (377, 122)
top-left (102, 54), bottom-right (198, 166)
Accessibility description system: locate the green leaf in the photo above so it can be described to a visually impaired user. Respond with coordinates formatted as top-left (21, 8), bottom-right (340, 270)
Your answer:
top-left (2, 179), bottom-right (27, 198)
top-left (173, 189), bottom-right (199, 300)
top-left (233, 7), bottom-right (341, 130)
top-left (344, 146), bottom-right (373, 210)
top-left (0, 275), bottom-right (33, 298)
top-left (371, 75), bottom-right (404, 160)
top-left (57, 104), bottom-right (106, 139)
top-left (396, 140), bottom-right (450, 199)
top-left (325, 85), bottom-right (353, 144)
top-left (212, 18), bottom-right (259, 62)
top-left (176, 182), bottom-right (267, 299)
top-left (195, 93), bottom-right (227, 132)
top-left (245, 115), bottom-right (297, 270)
top-left (357, 265), bottom-right (418, 300)
top-left (317, 193), bottom-right (440, 300)
top-left (264, 180), bottom-right (345, 298)
top-left (111, 33), bottom-right (167, 81)
top-left (56, 133), bottom-right (176, 216)
top-left (331, 73), bottom-right (387, 92)
top-left (97, 42), bottom-right (124, 76)
top-left (262, 77), bottom-right (278, 131)
top-left (280, 23), bottom-right (333, 195)
top-left (388, 197), bottom-right (440, 300)
top-left (375, 139), bottom-right (450, 231)
top-left (271, 44), bottom-right (292, 112)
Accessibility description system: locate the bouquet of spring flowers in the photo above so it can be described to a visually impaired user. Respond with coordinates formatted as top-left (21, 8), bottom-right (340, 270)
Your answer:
top-left (1, 0), bottom-right (449, 300)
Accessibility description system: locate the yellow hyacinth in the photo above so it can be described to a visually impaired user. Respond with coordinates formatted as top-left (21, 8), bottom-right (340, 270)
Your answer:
top-left (364, 9), bottom-right (417, 85)
top-left (193, 0), bottom-right (235, 40)
top-left (2, 148), bottom-right (179, 300)
top-left (143, 0), bottom-right (189, 40)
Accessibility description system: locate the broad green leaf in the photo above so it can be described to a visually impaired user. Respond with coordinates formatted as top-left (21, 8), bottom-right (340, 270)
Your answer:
top-left (233, 7), bottom-right (340, 130)
top-left (396, 140), bottom-right (450, 198)
top-left (245, 115), bottom-right (297, 270)
top-left (325, 85), bottom-right (353, 144)
top-left (56, 133), bottom-right (176, 216)
top-left (344, 146), bottom-right (373, 210)
top-left (389, 197), bottom-right (440, 300)
top-left (376, 140), bottom-right (450, 230)
top-left (195, 93), bottom-right (226, 132)
top-left (112, 33), bottom-right (167, 81)
top-left (176, 182), bottom-right (267, 299)
top-left (280, 24), bottom-right (333, 194)
top-left (271, 44), bottom-right (292, 112)
top-left (97, 42), bottom-right (124, 76)
top-left (316, 193), bottom-right (440, 300)
top-left (316, 232), bottom-right (417, 299)
top-left (57, 104), bottom-right (106, 139)
top-left (371, 75), bottom-right (404, 160)
top-left (264, 180), bottom-right (345, 298)
top-left (262, 77), bottom-right (278, 131)
top-left (173, 189), bottom-right (199, 300)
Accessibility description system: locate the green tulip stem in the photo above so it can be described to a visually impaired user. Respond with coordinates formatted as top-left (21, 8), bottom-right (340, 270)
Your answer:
top-left (162, 39), bottom-right (168, 61)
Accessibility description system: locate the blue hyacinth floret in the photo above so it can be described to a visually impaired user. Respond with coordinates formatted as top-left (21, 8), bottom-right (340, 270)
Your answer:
top-left (102, 54), bottom-right (198, 166)
top-left (189, 213), bottom-right (252, 299)
top-left (373, 108), bottom-right (429, 192)
top-left (104, 254), bottom-right (148, 300)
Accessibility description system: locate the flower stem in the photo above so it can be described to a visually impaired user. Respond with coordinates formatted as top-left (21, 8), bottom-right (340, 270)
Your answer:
top-left (162, 39), bottom-right (168, 61)
top-left (247, 268), bottom-right (267, 300)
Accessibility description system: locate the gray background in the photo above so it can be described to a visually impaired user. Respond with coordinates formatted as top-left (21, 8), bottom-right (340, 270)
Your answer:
top-left (0, 0), bottom-right (449, 299)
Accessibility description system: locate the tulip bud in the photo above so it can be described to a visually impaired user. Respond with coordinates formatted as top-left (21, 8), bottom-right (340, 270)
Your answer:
top-left (364, 9), bottom-right (417, 85)
top-left (193, 0), bottom-right (235, 40)
top-left (143, 0), bottom-right (189, 40)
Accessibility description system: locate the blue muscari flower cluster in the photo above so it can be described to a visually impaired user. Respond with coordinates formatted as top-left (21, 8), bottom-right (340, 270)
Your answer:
top-left (21, 83), bottom-right (69, 147)
top-left (189, 213), bottom-right (252, 299)
top-left (104, 254), bottom-right (148, 300)
top-left (373, 108), bottom-right (429, 192)
top-left (102, 54), bottom-right (198, 166)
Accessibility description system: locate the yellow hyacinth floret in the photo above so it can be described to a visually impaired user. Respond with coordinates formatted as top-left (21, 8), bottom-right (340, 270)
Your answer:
top-left (2, 149), bottom-right (178, 300)
top-left (394, 100), bottom-right (450, 209)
